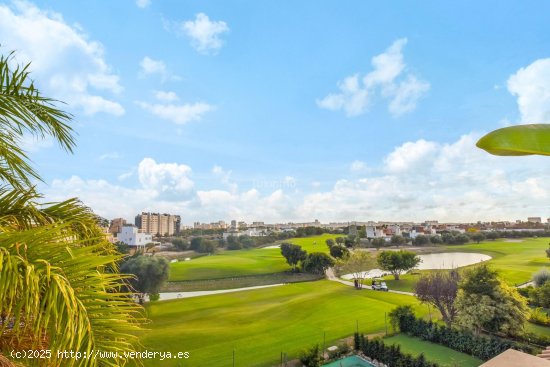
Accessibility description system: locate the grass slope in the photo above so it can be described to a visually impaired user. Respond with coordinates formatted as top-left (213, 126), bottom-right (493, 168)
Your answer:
top-left (384, 238), bottom-right (550, 292)
top-left (288, 233), bottom-right (344, 254)
top-left (141, 281), bottom-right (429, 367)
top-left (169, 234), bottom-right (344, 281)
top-left (169, 248), bottom-right (288, 281)
top-left (384, 334), bottom-right (482, 367)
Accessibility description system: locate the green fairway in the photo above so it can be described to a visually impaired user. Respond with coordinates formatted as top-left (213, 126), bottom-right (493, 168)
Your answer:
top-left (288, 233), bottom-right (345, 253)
top-left (383, 238), bottom-right (550, 292)
top-left (169, 234), bottom-right (344, 281)
top-left (384, 334), bottom-right (482, 367)
top-left (169, 248), bottom-right (288, 281)
top-left (444, 237), bottom-right (549, 285)
top-left (141, 281), bottom-right (429, 367)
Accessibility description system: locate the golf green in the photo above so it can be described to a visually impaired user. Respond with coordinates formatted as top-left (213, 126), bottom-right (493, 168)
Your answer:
top-left (141, 281), bottom-right (429, 367)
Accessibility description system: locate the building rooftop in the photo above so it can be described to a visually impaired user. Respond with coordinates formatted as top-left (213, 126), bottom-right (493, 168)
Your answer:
top-left (479, 349), bottom-right (550, 367)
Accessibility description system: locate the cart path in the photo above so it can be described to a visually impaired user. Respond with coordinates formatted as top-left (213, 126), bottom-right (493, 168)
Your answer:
top-left (325, 268), bottom-right (415, 296)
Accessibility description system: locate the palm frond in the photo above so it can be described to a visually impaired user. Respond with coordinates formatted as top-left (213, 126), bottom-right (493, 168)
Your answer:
top-left (0, 51), bottom-right (75, 188)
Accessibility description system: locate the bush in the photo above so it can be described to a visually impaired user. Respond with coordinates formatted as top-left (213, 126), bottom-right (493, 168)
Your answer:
top-left (533, 269), bottom-right (550, 287)
top-left (529, 308), bottom-right (550, 326)
top-left (529, 282), bottom-right (550, 308)
top-left (355, 334), bottom-right (438, 367)
top-left (329, 245), bottom-right (350, 259)
top-left (396, 313), bottom-right (537, 360)
top-left (299, 344), bottom-right (322, 367)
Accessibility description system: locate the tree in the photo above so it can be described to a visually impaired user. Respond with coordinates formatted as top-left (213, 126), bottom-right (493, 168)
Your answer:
top-left (172, 237), bottom-right (189, 251)
top-left (329, 244), bottom-right (350, 259)
top-left (303, 252), bottom-right (335, 275)
top-left (280, 243), bottom-right (307, 272)
top-left (471, 233), bottom-right (486, 244)
top-left (455, 264), bottom-right (528, 336)
top-left (377, 250), bottom-right (421, 280)
top-left (336, 251), bottom-right (376, 289)
top-left (388, 305), bottom-right (415, 333)
top-left (325, 238), bottom-right (335, 248)
top-left (413, 235), bottom-right (429, 246)
top-left (299, 344), bottom-right (322, 367)
top-left (199, 239), bottom-right (217, 254)
top-left (0, 52), bottom-right (142, 365)
top-left (121, 255), bottom-right (170, 303)
top-left (372, 237), bottom-right (387, 249)
top-left (190, 237), bottom-right (203, 251)
top-left (344, 235), bottom-right (358, 248)
top-left (533, 268), bottom-right (550, 287)
top-left (415, 270), bottom-right (460, 326)
top-left (335, 237), bottom-right (345, 245)
top-left (391, 235), bottom-right (406, 247)
top-left (486, 231), bottom-right (499, 240)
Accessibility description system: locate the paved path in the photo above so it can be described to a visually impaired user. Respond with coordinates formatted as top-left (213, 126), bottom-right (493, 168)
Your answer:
top-left (154, 283), bottom-right (285, 301)
top-left (325, 268), bottom-right (414, 296)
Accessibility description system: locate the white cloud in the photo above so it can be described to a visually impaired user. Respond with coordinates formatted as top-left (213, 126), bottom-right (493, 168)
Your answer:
top-left (317, 38), bottom-right (430, 118)
top-left (507, 58), bottom-right (550, 123)
top-left (154, 90), bottom-right (179, 102)
top-left (138, 158), bottom-right (194, 200)
top-left (136, 0), bottom-right (150, 8)
top-left (350, 160), bottom-right (368, 173)
top-left (166, 13), bottom-right (229, 54)
top-left (42, 134), bottom-right (549, 223)
top-left (139, 56), bottom-right (180, 82)
top-left (99, 152), bottom-right (121, 160)
top-left (137, 101), bottom-right (214, 124)
top-left (0, 1), bottom-right (124, 116)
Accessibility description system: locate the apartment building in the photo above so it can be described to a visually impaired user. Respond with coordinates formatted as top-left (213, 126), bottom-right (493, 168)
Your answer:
top-left (109, 217), bottom-right (127, 234)
top-left (135, 212), bottom-right (181, 236)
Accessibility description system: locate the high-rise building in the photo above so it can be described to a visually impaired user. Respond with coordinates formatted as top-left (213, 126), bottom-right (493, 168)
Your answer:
top-left (135, 212), bottom-right (181, 236)
top-left (109, 218), bottom-right (127, 234)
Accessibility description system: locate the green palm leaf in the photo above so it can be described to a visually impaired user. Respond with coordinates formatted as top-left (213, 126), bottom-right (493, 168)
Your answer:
top-left (476, 124), bottom-right (550, 156)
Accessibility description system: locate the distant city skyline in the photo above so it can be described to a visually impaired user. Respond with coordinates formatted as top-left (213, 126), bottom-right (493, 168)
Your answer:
top-left (1, 1), bottom-right (549, 222)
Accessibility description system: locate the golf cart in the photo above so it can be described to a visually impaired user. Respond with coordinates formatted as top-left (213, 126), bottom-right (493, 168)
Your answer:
top-left (371, 278), bottom-right (389, 292)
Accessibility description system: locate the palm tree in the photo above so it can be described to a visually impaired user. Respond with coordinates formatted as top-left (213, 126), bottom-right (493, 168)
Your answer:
top-left (0, 52), bottom-right (143, 366)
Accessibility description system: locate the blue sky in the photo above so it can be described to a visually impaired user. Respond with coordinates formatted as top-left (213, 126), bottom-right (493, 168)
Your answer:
top-left (1, 0), bottom-right (549, 223)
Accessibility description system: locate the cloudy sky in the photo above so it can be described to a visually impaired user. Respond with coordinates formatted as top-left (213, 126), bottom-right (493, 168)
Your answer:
top-left (1, 0), bottom-right (549, 224)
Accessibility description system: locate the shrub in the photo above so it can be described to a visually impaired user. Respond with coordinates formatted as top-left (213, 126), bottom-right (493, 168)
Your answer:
top-left (355, 334), bottom-right (438, 367)
top-left (396, 313), bottom-right (537, 360)
top-left (533, 269), bottom-right (550, 287)
top-left (299, 344), bottom-right (322, 367)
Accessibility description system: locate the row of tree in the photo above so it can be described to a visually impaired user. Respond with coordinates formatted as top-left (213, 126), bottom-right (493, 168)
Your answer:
top-left (280, 243), bottom-right (335, 275)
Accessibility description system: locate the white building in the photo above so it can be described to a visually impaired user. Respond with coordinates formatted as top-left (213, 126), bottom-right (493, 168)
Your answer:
top-left (116, 225), bottom-right (153, 248)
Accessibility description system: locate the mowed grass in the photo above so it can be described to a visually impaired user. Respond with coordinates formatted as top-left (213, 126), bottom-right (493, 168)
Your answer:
top-left (384, 334), bottom-right (482, 367)
top-left (169, 248), bottom-right (288, 281)
top-left (169, 234), bottom-right (344, 281)
top-left (141, 281), bottom-right (430, 367)
top-left (384, 238), bottom-right (550, 292)
top-left (288, 233), bottom-right (344, 253)
top-left (444, 237), bottom-right (550, 285)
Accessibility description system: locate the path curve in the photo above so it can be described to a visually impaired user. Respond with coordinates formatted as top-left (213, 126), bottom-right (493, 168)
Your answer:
top-left (325, 268), bottom-right (414, 296)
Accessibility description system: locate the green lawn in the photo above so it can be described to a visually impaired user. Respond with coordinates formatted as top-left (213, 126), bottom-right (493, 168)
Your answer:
top-left (288, 233), bottom-right (345, 254)
top-left (169, 234), bottom-right (344, 281)
top-left (384, 238), bottom-right (550, 292)
top-left (169, 248), bottom-right (288, 281)
top-left (526, 322), bottom-right (550, 338)
top-left (444, 238), bottom-right (549, 286)
top-left (141, 281), bottom-right (429, 367)
top-left (384, 334), bottom-right (483, 367)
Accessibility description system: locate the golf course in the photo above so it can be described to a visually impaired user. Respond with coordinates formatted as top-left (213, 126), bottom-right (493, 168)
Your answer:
top-left (169, 234), bottom-right (343, 282)
top-left (384, 237), bottom-right (550, 292)
top-left (142, 280), bottom-right (429, 367)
